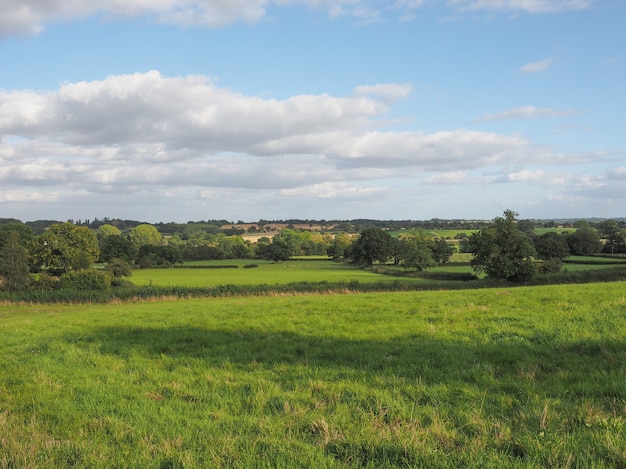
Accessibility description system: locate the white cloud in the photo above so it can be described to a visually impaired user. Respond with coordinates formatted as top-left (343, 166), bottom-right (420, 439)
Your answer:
top-left (0, 71), bottom-right (619, 221)
top-left (0, 0), bottom-right (594, 37)
top-left (447, 0), bottom-right (590, 14)
top-left (422, 171), bottom-right (469, 184)
top-left (353, 84), bottom-right (413, 103)
top-left (518, 58), bottom-right (554, 74)
top-left (474, 105), bottom-right (581, 121)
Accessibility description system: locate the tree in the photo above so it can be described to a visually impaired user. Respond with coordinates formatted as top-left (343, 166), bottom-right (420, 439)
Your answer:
top-left (30, 223), bottom-right (100, 276)
top-left (468, 210), bottom-right (537, 282)
top-left (399, 233), bottom-right (436, 271)
top-left (534, 232), bottom-right (570, 260)
top-left (129, 224), bottom-right (162, 246)
top-left (327, 233), bottom-right (352, 260)
top-left (136, 245), bottom-right (182, 268)
top-left (258, 238), bottom-right (292, 263)
top-left (0, 232), bottom-right (31, 291)
top-left (348, 227), bottom-right (393, 265)
top-left (106, 258), bottom-right (133, 278)
top-left (597, 219), bottom-right (626, 254)
top-left (432, 238), bottom-right (454, 264)
top-left (0, 222), bottom-right (35, 249)
top-left (97, 224), bottom-right (122, 241)
top-left (99, 235), bottom-right (137, 262)
top-left (566, 224), bottom-right (601, 256)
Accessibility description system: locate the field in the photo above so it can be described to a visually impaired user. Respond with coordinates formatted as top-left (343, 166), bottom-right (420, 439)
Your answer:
top-left (1, 282), bottom-right (625, 467)
top-left (128, 256), bottom-right (626, 288)
top-left (130, 260), bottom-right (426, 287)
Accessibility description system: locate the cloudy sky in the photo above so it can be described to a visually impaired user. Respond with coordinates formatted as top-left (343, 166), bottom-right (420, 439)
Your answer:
top-left (0, 0), bottom-right (624, 222)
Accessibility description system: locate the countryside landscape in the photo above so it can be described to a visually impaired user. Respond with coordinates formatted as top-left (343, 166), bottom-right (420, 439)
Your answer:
top-left (1, 213), bottom-right (625, 467)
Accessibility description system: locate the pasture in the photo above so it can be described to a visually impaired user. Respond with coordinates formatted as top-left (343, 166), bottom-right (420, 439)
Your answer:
top-left (1, 282), bottom-right (625, 467)
top-left (130, 259), bottom-right (426, 287)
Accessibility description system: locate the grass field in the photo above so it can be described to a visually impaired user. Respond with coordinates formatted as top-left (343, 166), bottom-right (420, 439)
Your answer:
top-left (128, 256), bottom-right (626, 288)
top-left (130, 260), bottom-right (426, 287)
top-left (1, 282), bottom-right (625, 467)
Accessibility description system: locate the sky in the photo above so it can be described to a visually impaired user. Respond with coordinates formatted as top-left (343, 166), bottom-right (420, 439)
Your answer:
top-left (0, 0), bottom-right (624, 223)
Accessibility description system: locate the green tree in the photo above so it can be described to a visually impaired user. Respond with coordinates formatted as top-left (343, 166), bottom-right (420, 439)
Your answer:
top-left (468, 210), bottom-right (537, 282)
top-left (30, 223), bottom-right (100, 276)
top-left (566, 224), bottom-right (601, 256)
top-left (432, 237), bottom-right (454, 264)
top-left (129, 224), bottom-right (162, 246)
top-left (0, 231), bottom-right (31, 291)
top-left (597, 219), bottom-right (626, 254)
top-left (99, 235), bottom-right (137, 262)
top-left (106, 258), bottom-right (133, 278)
top-left (258, 239), bottom-right (292, 263)
top-left (534, 232), bottom-right (570, 260)
top-left (97, 224), bottom-right (122, 241)
top-left (0, 222), bottom-right (35, 249)
top-left (348, 227), bottom-right (393, 265)
top-left (327, 233), bottom-right (352, 260)
top-left (399, 233), bottom-right (436, 271)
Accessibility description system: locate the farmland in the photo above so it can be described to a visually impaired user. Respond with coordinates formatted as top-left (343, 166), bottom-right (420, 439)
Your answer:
top-left (1, 280), bottom-right (625, 467)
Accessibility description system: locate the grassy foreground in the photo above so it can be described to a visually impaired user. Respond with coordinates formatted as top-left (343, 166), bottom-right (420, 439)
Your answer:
top-left (1, 283), bottom-right (625, 468)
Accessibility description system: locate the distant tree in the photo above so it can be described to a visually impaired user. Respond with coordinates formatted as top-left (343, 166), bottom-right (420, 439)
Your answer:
top-left (30, 223), bottom-right (100, 276)
top-left (534, 232), bottom-right (570, 261)
top-left (517, 219), bottom-right (536, 237)
top-left (597, 219), bottom-right (626, 254)
top-left (0, 223), bottom-right (35, 249)
top-left (432, 238), bottom-right (454, 264)
top-left (106, 258), bottom-right (133, 278)
top-left (348, 227), bottom-right (393, 265)
top-left (468, 210), bottom-right (536, 282)
top-left (566, 224), bottom-right (601, 256)
top-left (258, 239), bottom-right (292, 263)
top-left (99, 235), bottom-right (136, 262)
top-left (0, 232), bottom-right (31, 291)
top-left (129, 224), bottom-right (162, 246)
top-left (399, 233), bottom-right (436, 271)
top-left (96, 224), bottom-right (122, 241)
top-left (327, 233), bottom-right (353, 260)
top-left (136, 245), bottom-right (182, 268)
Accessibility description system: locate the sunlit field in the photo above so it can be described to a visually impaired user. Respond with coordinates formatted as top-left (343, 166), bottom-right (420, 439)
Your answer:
top-left (130, 259), bottom-right (425, 287)
top-left (1, 283), bottom-right (625, 467)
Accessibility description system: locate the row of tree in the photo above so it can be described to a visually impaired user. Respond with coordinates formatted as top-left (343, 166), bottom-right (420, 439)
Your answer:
top-left (0, 211), bottom-right (623, 291)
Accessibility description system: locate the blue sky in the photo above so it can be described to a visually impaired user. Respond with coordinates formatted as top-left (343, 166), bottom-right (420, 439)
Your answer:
top-left (0, 0), bottom-right (624, 223)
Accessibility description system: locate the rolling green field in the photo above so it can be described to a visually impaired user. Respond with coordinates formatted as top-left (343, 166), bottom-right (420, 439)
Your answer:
top-left (1, 283), bottom-right (625, 467)
top-left (130, 260), bottom-right (426, 287)
top-left (128, 257), bottom-right (626, 288)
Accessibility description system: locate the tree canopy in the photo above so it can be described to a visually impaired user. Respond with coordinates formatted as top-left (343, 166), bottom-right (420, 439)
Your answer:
top-left (469, 210), bottom-right (537, 282)
top-left (30, 223), bottom-right (100, 276)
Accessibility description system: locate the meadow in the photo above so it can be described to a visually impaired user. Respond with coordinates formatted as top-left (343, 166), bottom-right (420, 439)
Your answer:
top-left (1, 282), bottom-right (625, 467)
top-left (128, 256), bottom-right (626, 289)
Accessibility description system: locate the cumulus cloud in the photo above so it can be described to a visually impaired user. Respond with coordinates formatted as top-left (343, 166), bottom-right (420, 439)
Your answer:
top-left (518, 58), bottom-right (554, 74)
top-left (0, 70), bottom-right (617, 220)
top-left (474, 105), bottom-right (581, 121)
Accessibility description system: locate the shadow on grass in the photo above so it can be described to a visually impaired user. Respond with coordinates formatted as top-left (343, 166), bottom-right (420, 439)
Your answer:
top-left (64, 326), bottom-right (626, 399)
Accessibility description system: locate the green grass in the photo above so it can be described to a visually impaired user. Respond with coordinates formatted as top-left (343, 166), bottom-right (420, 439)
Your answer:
top-left (131, 260), bottom-right (424, 287)
top-left (1, 283), bottom-right (625, 467)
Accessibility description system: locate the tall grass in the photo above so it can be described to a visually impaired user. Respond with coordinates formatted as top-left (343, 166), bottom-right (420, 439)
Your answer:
top-left (0, 283), bottom-right (625, 467)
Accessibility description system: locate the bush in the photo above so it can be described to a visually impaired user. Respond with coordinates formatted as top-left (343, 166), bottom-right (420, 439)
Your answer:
top-left (32, 272), bottom-right (58, 291)
top-left (57, 269), bottom-right (112, 292)
top-left (538, 259), bottom-right (563, 274)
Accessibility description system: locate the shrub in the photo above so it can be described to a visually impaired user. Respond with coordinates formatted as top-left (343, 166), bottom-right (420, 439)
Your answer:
top-left (57, 269), bottom-right (112, 292)
top-left (538, 258), bottom-right (563, 274)
top-left (32, 272), bottom-right (58, 291)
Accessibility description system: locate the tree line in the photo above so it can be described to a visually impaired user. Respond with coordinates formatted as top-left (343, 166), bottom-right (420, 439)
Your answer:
top-left (0, 211), bottom-right (624, 292)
